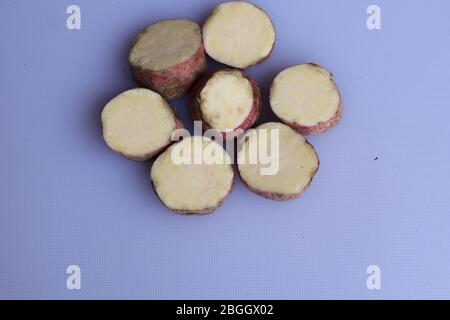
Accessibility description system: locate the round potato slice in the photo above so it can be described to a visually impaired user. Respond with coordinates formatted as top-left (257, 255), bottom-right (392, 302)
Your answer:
top-left (203, 2), bottom-right (275, 69)
top-left (151, 136), bottom-right (234, 215)
top-left (101, 88), bottom-right (182, 161)
top-left (190, 69), bottom-right (261, 139)
top-left (270, 64), bottom-right (343, 135)
top-left (237, 122), bottom-right (319, 200)
top-left (129, 19), bottom-right (206, 99)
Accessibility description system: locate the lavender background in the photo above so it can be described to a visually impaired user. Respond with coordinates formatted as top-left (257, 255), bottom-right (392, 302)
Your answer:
top-left (1, 0), bottom-right (450, 299)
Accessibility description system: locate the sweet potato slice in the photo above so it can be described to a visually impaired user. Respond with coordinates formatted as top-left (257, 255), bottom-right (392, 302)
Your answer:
top-left (101, 88), bottom-right (182, 161)
top-left (237, 122), bottom-right (319, 200)
top-left (270, 64), bottom-right (343, 135)
top-left (129, 19), bottom-right (206, 99)
top-left (202, 2), bottom-right (275, 69)
top-left (190, 69), bottom-right (261, 139)
top-left (151, 136), bottom-right (234, 215)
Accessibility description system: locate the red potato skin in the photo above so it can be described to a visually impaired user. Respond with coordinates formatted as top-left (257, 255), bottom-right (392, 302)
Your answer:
top-left (131, 42), bottom-right (207, 100)
top-left (237, 140), bottom-right (319, 201)
top-left (151, 177), bottom-right (235, 215)
top-left (103, 112), bottom-right (184, 162)
top-left (189, 70), bottom-right (262, 140)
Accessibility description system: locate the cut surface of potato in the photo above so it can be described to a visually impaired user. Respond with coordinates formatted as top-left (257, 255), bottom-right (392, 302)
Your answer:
top-left (200, 70), bottom-right (253, 131)
top-left (129, 19), bottom-right (201, 71)
top-left (101, 88), bottom-right (179, 161)
top-left (237, 122), bottom-right (319, 200)
top-left (270, 64), bottom-right (342, 135)
top-left (190, 70), bottom-right (262, 139)
top-left (129, 19), bottom-right (206, 99)
top-left (203, 2), bottom-right (275, 69)
top-left (151, 136), bottom-right (234, 214)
